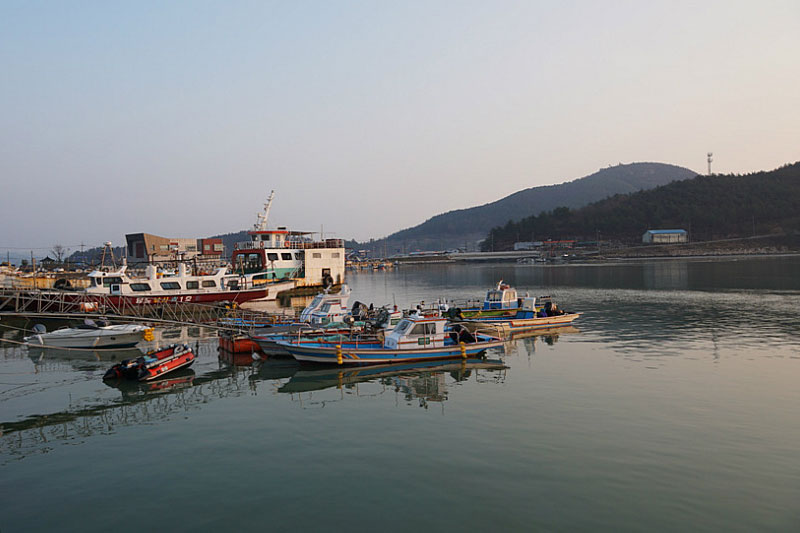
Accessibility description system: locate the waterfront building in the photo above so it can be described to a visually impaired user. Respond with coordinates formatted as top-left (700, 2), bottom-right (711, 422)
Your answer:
top-left (125, 233), bottom-right (224, 264)
top-left (642, 229), bottom-right (688, 244)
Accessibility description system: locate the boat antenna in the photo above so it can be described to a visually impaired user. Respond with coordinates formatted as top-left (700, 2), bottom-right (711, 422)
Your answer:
top-left (254, 190), bottom-right (275, 231)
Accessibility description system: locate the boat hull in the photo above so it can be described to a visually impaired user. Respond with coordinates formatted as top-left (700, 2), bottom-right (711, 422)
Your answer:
top-left (278, 339), bottom-right (504, 365)
top-left (239, 280), bottom-right (297, 309)
top-left (462, 313), bottom-right (580, 335)
top-left (24, 325), bottom-right (148, 349)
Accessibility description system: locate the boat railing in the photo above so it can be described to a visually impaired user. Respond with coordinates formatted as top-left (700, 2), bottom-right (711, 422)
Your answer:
top-left (235, 239), bottom-right (345, 251)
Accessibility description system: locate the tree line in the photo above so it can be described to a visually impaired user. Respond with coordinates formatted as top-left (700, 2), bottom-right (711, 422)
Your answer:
top-left (482, 162), bottom-right (800, 250)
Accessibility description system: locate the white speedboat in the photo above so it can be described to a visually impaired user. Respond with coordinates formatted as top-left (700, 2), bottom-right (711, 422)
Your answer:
top-left (24, 319), bottom-right (151, 349)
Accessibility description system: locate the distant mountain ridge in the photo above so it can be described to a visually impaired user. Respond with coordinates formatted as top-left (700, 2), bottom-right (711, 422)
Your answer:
top-left (365, 162), bottom-right (698, 252)
top-left (484, 162), bottom-right (800, 249)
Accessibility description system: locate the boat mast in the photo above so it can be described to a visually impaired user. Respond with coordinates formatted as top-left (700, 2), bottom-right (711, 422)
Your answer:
top-left (254, 190), bottom-right (275, 231)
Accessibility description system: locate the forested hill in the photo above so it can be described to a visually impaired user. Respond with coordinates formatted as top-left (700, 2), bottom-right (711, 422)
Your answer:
top-left (484, 162), bottom-right (800, 250)
top-left (365, 162), bottom-right (696, 252)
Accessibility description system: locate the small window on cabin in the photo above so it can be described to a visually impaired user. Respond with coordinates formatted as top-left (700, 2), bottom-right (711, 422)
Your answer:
top-left (102, 277), bottom-right (123, 286)
top-left (294, 253), bottom-right (302, 260)
top-left (214, 244), bottom-right (224, 251)
top-left (267, 253), bottom-right (279, 261)
top-left (160, 282), bottom-right (181, 290)
top-left (186, 281), bottom-right (199, 289)
top-left (130, 283), bottom-right (151, 292)
top-left (204, 244), bottom-right (211, 251)
top-left (252, 274), bottom-right (267, 281)
top-left (332, 252), bottom-right (340, 258)
top-left (281, 253), bottom-right (292, 261)
top-left (202, 280), bottom-right (216, 288)
top-left (312, 253), bottom-right (322, 258)
top-left (410, 324), bottom-right (427, 335)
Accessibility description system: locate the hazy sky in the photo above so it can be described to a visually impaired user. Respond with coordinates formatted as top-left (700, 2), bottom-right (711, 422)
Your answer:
top-left (1, 1), bottom-right (798, 255)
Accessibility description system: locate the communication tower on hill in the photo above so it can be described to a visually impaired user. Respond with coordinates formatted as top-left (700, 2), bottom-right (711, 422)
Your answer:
top-left (707, 152), bottom-right (713, 175)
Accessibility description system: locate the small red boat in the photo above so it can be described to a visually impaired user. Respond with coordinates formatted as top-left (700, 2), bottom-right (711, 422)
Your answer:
top-left (103, 344), bottom-right (195, 382)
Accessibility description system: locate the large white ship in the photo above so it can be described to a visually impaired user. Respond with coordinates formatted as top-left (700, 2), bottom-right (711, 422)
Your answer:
top-left (230, 192), bottom-right (346, 294)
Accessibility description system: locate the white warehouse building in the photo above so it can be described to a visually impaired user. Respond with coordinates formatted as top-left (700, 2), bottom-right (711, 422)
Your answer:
top-left (642, 229), bottom-right (688, 244)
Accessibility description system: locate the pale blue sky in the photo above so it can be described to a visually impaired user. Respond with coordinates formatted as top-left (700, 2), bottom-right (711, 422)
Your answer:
top-left (1, 1), bottom-right (798, 253)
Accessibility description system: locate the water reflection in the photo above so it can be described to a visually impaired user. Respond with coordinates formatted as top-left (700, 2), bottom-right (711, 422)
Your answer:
top-left (268, 357), bottom-right (507, 410)
top-left (103, 368), bottom-right (196, 398)
top-left (27, 346), bottom-right (145, 373)
top-left (1, 351), bottom-right (513, 461)
top-left (0, 362), bottom-right (249, 463)
top-left (642, 261), bottom-right (689, 290)
top-left (277, 358), bottom-right (506, 391)
top-left (501, 326), bottom-right (579, 357)
top-left (575, 288), bottom-right (800, 359)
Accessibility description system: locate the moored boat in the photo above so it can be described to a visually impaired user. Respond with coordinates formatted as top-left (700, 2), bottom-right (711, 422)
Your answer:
top-left (84, 263), bottom-right (276, 306)
top-left (24, 319), bottom-right (151, 349)
top-left (103, 343), bottom-right (195, 381)
top-left (251, 290), bottom-right (402, 356)
top-left (458, 296), bottom-right (580, 335)
top-left (276, 314), bottom-right (503, 365)
top-left (447, 281), bottom-right (527, 319)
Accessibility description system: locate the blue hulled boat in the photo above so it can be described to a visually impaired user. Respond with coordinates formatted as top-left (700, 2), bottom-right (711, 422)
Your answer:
top-left (276, 314), bottom-right (502, 365)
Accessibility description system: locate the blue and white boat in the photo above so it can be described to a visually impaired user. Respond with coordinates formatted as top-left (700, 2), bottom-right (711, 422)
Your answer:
top-left (459, 296), bottom-right (580, 335)
top-left (276, 314), bottom-right (503, 365)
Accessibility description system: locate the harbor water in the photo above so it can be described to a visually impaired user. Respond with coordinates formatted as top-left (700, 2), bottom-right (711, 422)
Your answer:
top-left (2, 256), bottom-right (800, 531)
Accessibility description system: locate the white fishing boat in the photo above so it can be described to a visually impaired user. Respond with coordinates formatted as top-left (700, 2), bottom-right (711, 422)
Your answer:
top-left (24, 319), bottom-right (151, 349)
top-left (83, 262), bottom-right (288, 306)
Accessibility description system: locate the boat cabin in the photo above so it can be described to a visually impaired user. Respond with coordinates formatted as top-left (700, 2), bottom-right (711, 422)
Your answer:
top-left (384, 315), bottom-right (448, 350)
top-left (483, 281), bottom-right (518, 310)
top-left (298, 285), bottom-right (352, 325)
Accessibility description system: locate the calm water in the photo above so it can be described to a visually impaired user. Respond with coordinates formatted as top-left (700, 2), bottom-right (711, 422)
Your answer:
top-left (2, 256), bottom-right (800, 532)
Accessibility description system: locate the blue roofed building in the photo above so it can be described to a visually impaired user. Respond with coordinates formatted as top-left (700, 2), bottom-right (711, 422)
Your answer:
top-left (642, 229), bottom-right (688, 244)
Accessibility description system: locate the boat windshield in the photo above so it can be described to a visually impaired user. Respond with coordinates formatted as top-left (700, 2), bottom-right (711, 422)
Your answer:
top-left (486, 290), bottom-right (502, 302)
top-left (393, 319), bottom-right (412, 335)
top-left (235, 253), bottom-right (264, 275)
top-left (307, 294), bottom-right (324, 309)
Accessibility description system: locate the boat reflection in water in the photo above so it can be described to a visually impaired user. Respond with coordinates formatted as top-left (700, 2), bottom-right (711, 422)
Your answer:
top-left (501, 325), bottom-right (580, 357)
top-left (103, 368), bottom-right (197, 398)
top-left (275, 358), bottom-right (508, 409)
top-left (27, 345), bottom-right (146, 373)
top-left (3, 342), bottom-right (516, 461)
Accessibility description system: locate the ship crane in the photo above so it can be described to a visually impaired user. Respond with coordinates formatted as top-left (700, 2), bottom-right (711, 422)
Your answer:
top-left (254, 190), bottom-right (275, 231)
